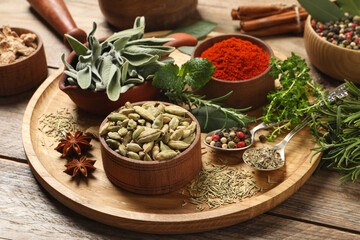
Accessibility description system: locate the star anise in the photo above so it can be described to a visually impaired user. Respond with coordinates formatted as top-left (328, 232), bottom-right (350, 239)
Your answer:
top-left (64, 156), bottom-right (96, 177)
top-left (55, 131), bottom-right (92, 157)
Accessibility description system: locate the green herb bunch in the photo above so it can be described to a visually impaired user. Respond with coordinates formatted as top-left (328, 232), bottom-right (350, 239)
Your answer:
top-left (152, 58), bottom-right (253, 131)
top-left (310, 81), bottom-right (360, 184)
top-left (262, 52), bottom-right (324, 141)
top-left (62, 16), bottom-right (175, 101)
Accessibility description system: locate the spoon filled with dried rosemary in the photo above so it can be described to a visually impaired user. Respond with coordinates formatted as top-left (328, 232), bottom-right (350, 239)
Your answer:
top-left (243, 116), bottom-right (311, 171)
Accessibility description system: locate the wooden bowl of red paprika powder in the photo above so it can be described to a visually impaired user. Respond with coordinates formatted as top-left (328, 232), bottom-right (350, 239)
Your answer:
top-left (192, 34), bottom-right (274, 110)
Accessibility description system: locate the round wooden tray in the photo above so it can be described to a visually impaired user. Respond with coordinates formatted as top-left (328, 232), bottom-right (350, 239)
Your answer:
top-left (22, 33), bottom-right (321, 234)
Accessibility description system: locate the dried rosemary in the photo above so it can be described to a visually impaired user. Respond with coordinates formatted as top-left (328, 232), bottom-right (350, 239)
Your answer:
top-left (243, 147), bottom-right (284, 170)
top-left (38, 108), bottom-right (80, 140)
top-left (185, 159), bottom-right (261, 211)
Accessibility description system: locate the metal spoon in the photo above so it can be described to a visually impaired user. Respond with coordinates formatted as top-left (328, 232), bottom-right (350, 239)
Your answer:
top-left (203, 121), bottom-right (278, 151)
top-left (242, 83), bottom-right (349, 171)
top-left (242, 116), bottom-right (311, 171)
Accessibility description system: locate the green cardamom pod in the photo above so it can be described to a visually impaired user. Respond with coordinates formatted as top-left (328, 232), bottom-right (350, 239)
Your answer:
top-left (108, 132), bottom-right (122, 140)
top-left (136, 128), bottom-right (162, 143)
top-left (132, 126), bottom-right (145, 139)
top-left (152, 114), bottom-right (163, 129)
top-left (127, 151), bottom-right (140, 160)
top-left (160, 141), bottom-right (171, 151)
top-left (170, 129), bottom-right (184, 141)
top-left (133, 106), bottom-right (155, 122)
top-left (128, 113), bottom-right (141, 121)
top-left (156, 150), bottom-right (178, 161)
top-left (100, 122), bottom-right (111, 135)
top-left (143, 141), bottom-right (154, 153)
top-left (168, 140), bottom-right (190, 150)
top-left (165, 105), bottom-right (188, 116)
top-left (169, 117), bottom-right (179, 130)
top-left (127, 119), bottom-right (137, 130)
top-left (108, 126), bottom-right (121, 132)
top-left (126, 143), bottom-right (143, 152)
top-left (182, 133), bottom-right (196, 144)
top-left (144, 153), bottom-right (153, 161)
top-left (108, 113), bottom-right (128, 122)
top-left (118, 127), bottom-right (128, 137)
top-left (152, 143), bottom-right (160, 160)
top-left (118, 144), bottom-right (127, 156)
top-left (106, 139), bottom-right (121, 149)
top-left (119, 108), bottom-right (135, 115)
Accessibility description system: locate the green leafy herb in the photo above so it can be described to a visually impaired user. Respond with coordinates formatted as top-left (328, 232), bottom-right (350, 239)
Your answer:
top-left (310, 81), bottom-right (360, 184)
top-left (153, 58), bottom-right (253, 131)
top-left (262, 52), bottom-right (323, 141)
top-left (337, 0), bottom-right (360, 16)
top-left (163, 20), bottom-right (217, 39)
top-left (298, 0), bottom-right (344, 22)
top-left (178, 46), bottom-right (195, 55)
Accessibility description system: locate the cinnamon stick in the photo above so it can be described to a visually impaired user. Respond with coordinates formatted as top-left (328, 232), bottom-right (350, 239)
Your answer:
top-left (241, 20), bottom-right (306, 37)
top-left (240, 8), bottom-right (308, 31)
top-left (232, 6), bottom-right (295, 21)
top-left (237, 5), bottom-right (284, 16)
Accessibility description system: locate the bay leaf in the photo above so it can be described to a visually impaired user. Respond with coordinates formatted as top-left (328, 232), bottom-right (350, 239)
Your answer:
top-left (106, 64), bottom-right (121, 101)
top-left (190, 106), bottom-right (247, 133)
top-left (298, 0), bottom-right (344, 22)
top-left (163, 21), bottom-right (216, 39)
top-left (178, 46), bottom-right (194, 56)
top-left (77, 65), bottom-right (92, 89)
top-left (337, 0), bottom-right (360, 16)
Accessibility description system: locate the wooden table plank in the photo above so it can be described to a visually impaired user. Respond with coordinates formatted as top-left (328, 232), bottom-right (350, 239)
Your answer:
top-left (1, 158), bottom-right (359, 239)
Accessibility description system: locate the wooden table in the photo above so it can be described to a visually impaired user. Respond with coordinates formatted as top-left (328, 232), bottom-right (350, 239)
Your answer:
top-left (1, 0), bottom-right (359, 239)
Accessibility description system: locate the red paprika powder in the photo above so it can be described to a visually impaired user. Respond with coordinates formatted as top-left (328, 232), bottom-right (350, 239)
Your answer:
top-left (200, 37), bottom-right (270, 81)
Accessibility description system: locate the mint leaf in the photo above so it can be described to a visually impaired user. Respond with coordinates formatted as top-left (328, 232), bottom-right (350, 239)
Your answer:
top-left (152, 64), bottom-right (184, 92)
top-left (180, 58), bottom-right (215, 89)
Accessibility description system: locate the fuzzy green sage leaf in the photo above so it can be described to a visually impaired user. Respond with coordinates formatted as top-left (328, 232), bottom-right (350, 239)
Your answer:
top-left (64, 34), bottom-right (89, 56)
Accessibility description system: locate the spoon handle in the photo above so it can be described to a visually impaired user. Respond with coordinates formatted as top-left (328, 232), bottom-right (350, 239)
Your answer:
top-left (278, 116), bottom-right (311, 148)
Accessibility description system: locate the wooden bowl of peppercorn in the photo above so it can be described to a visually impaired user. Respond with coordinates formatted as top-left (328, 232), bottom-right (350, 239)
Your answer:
top-left (192, 34), bottom-right (274, 110)
top-left (304, 16), bottom-right (360, 83)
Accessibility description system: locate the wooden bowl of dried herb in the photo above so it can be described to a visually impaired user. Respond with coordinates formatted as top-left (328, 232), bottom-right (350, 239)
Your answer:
top-left (99, 101), bottom-right (202, 195)
top-left (59, 17), bottom-right (177, 115)
top-left (192, 34), bottom-right (274, 110)
top-left (0, 26), bottom-right (47, 96)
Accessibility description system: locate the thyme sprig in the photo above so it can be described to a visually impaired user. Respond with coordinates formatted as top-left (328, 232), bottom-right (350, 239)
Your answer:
top-left (262, 52), bottom-right (324, 141)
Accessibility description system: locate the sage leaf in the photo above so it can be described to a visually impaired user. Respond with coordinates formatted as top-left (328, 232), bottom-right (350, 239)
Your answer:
top-left (120, 83), bottom-right (135, 93)
top-left (106, 17), bottom-right (145, 43)
top-left (91, 36), bottom-right (102, 60)
top-left (106, 64), bottom-right (121, 101)
top-left (67, 77), bottom-right (77, 85)
top-left (191, 106), bottom-right (244, 132)
top-left (87, 22), bottom-right (97, 41)
top-left (64, 34), bottom-right (89, 56)
top-left (121, 61), bottom-right (129, 85)
top-left (178, 46), bottom-right (194, 55)
top-left (76, 61), bottom-right (87, 71)
top-left (139, 61), bottom-right (162, 78)
top-left (122, 52), bottom-right (158, 67)
top-left (126, 38), bottom-right (175, 46)
top-left (114, 36), bottom-right (130, 51)
top-left (79, 54), bottom-right (92, 63)
top-left (61, 53), bottom-right (74, 70)
top-left (124, 45), bottom-right (175, 56)
top-left (337, 0), bottom-right (360, 16)
top-left (100, 55), bottom-right (113, 86)
top-left (64, 70), bottom-right (77, 80)
top-left (163, 21), bottom-right (216, 39)
top-left (77, 65), bottom-right (92, 89)
top-left (298, 0), bottom-right (344, 22)
top-left (124, 78), bottom-right (144, 85)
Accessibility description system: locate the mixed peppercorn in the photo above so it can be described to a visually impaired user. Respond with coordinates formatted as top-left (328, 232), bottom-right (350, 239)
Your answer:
top-left (312, 15), bottom-right (360, 50)
top-left (205, 127), bottom-right (251, 149)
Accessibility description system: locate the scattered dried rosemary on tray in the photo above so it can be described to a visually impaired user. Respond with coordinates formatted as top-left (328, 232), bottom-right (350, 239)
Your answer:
top-left (184, 159), bottom-right (262, 210)
top-left (38, 108), bottom-right (80, 141)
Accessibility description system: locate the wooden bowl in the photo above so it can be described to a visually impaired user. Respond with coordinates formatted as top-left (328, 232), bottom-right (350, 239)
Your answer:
top-left (99, 101), bottom-right (202, 195)
top-left (304, 16), bottom-right (360, 83)
top-left (98, 0), bottom-right (198, 31)
top-left (192, 34), bottom-right (274, 110)
top-left (59, 41), bottom-right (160, 116)
top-left (0, 27), bottom-right (47, 96)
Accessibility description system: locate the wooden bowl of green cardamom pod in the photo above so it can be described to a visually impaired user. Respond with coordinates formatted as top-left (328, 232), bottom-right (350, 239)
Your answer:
top-left (99, 101), bottom-right (202, 195)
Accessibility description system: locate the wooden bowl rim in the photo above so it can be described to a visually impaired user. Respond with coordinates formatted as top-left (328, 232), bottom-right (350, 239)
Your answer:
top-left (191, 33), bottom-right (274, 83)
top-left (99, 101), bottom-right (201, 165)
top-left (305, 16), bottom-right (360, 53)
top-left (0, 27), bottom-right (44, 68)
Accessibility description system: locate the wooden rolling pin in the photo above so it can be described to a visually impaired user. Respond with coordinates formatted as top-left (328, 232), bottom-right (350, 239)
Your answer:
top-left (27, 0), bottom-right (87, 47)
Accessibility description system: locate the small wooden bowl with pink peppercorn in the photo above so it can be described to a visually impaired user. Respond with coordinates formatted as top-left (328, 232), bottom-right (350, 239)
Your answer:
top-left (192, 34), bottom-right (274, 110)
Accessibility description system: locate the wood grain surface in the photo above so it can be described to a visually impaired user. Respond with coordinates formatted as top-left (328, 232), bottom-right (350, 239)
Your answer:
top-left (1, 0), bottom-right (359, 239)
